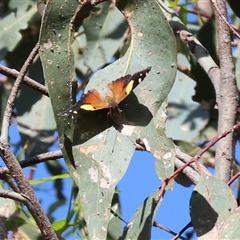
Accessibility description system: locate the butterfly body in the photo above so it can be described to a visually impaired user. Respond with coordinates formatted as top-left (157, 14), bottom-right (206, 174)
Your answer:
top-left (59, 67), bottom-right (151, 116)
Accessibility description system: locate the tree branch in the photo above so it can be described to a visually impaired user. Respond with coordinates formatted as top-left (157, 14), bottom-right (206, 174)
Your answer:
top-left (0, 64), bottom-right (49, 97)
top-left (1, 42), bottom-right (40, 142)
top-left (174, 147), bottom-right (211, 185)
top-left (0, 189), bottom-right (32, 205)
top-left (0, 150), bottom-right (62, 178)
top-left (0, 139), bottom-right (58, 240)
top-left (153, 221), bottom-right (188, 240)
top-left (0, 42), bottom-right (58, 240)
top-left (21, 150), bottom-right (63, 167)
top-left (211, 0), bottom-right (238, 181)
top-left (158, 0), bottom-right (221, 104)
top-left (159, 0), bottom-right (238, 182)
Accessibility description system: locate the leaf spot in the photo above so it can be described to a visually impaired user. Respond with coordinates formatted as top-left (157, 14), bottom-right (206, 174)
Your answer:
top-left (43, 39), bottom-right (53, 49)
top-left (88, 167), bottom-right (98, 183)
top-left (79, 145), bottom-right (98, 156)
top-left (100, 178), bottom-right (109, 189)
top-left (163, 152), bottom-right (172, 160)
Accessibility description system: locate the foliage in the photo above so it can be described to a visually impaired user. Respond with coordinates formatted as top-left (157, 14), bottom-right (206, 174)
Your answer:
top-left (0, 0), bottom-right (240, 239)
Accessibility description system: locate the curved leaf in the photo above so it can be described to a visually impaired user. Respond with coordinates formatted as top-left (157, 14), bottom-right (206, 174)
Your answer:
top-left (119, 189), bottom-right (162, 240)
top-left (190, 176), bottom-right (237, 238)
top-left (0, 3), bottom-right (36, 59)
top-left (82, 2), bottom-right (128, 71)
top-left (40, 0), bottom-right (177, 239)
top-left (39, 0), bottom-right (80, 173)
top-left (219, 207), bottom-right (240, 239)
top-left (72, 0), bottom-right (177, 239)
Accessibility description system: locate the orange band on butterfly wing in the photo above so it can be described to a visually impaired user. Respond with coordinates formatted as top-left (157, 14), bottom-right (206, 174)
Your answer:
top-left (58, 66), bottom-right (152, 116)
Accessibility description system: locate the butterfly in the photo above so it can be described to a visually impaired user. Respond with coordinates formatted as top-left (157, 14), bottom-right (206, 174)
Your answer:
top-left (59, 66), bottom-right (151, 116)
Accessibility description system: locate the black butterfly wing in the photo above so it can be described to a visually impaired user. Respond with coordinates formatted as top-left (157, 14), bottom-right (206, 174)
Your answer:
top-left (58, 67), bottom-right (151, 116)
top-left (58, 89), bottom-right (107, 116)
top-left (107, 67), bottom-right (151, 104)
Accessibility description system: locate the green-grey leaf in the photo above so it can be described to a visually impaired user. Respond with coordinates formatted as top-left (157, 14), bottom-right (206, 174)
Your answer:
top-left (40, 0), bottom-right (177, 239)
top-left (119, 189), bottom-right (162, 239)
top-left (0, 3), bottom-right (36, 59)
top-left (82, 2), bottom-right (128, 72)
top-left (190, 176), bottom-right (237, 238)
top-left (39, 0), bottom-right (79, 174)
top-left (219, 207), bottom-right (240, 239)
top-left (72, 0), bottom-right (177, 239)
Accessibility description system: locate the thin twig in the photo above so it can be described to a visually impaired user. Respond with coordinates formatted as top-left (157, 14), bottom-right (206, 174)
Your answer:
top-left (2, 175), bottom-right (20, 193)
top-left (1, 42), bottom-right (40, 142)
top-left (172, 222), bottom-right (192, 240)
top-left (0, 150), bottom-right (62, 177)
top-left (0, 189), bottom-right (32, 205)
top-left (183, 8), bottom-right (211, 19)
top-left (228, 171), bottom-right (240, 186)
top-left (177, 64), bottom-right (195, 80)
top-left (174, 147), bottom-right (211, 185)
top-left (21, 150), bottom-right (63, 167)
top-left (0, 65), bottom-right (49, 97)
top-left (153, 221), bottom-right (187, 240)
top-left (156, 121), bottom-right (240, 201)
top-left (0, 166), bottom-right (9, 178)
top-left (211, 2), bottom-right (240, 39)
top-left (175, 5), bottom-right (240, 38)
